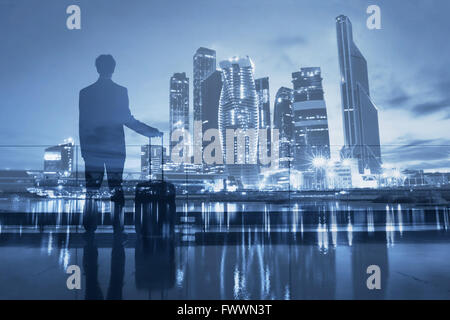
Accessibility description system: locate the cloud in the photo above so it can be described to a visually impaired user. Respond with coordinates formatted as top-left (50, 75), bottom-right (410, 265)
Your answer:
top-left (385, 92), bottom-right (411, 106)
top-left (271, 35), bottom-right (308, 48)
top-left (404, 159), bottom-right (450, 171)
top-left (375, 68), bottom-right (450, 119)
top-left (382, 137), bottom-right (450, 170)
top-left (410, 98), bottom-right (450, 116)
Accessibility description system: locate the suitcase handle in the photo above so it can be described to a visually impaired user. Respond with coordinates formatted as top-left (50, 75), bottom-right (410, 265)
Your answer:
top-left (148, 135), bottom-right (164, 181)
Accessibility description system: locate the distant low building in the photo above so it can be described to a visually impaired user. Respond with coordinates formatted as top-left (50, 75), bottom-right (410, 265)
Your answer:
top-left (141, 145), bottom-right (167, 179)
top-left (43, 139), bottom-right (74, 177)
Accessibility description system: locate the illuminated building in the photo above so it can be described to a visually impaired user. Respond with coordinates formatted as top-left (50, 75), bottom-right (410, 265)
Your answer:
top-left (141, 145), bottom-right (167, 179)
top-left (43, 138), bottom-right (74, 177)
top-left (291, 67), bottom-right (331, 171)
top-left (169, 72), bottom-right (189, 157)
top-left (255, 77), bottom-right (271, 164)
top-left (336, 15), bottom-right (382, 174)
top-left (201, 70), bottom-right (222, 167)
top-left (273, 87), bottom-right (294, 169)
top-left (193, 47), bottom-right (216, 122)
top-left (218, 56), bottom-right (259, 187)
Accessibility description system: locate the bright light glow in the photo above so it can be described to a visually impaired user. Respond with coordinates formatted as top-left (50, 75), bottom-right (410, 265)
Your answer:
top-left (44, 152), bottom-right (61, 161)
top-left (342, 159), bottom-right (351, 166)
top-left (65, 137), bottom-right (74, 144)
top-left (393, 170), bottom-right (401, 178)
top-left (381, 163), bottom-right (392, 169)
top-left (312, 157), bottom-right (326, 168)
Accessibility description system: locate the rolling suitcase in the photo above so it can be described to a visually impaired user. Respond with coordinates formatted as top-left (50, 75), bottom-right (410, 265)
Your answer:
top-left (135, 136), bottom-right (176, 203)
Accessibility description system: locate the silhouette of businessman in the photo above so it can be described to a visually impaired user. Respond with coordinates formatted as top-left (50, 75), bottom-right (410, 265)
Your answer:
top-left (79, 54), bottom-right (162, 202)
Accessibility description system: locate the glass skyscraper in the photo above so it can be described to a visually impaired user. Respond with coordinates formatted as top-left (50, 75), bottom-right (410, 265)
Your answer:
top-left (291, 67), bottom-right (331, 170)
top-left (255, 77), bottom-right (271, 164)
top-left (201, 70), bottom-right (222, 158)
top-left (169, 72), bottom-right (189, 157)
top-left (336, 15), bottom-right (382, 174)
top-left (193, 47), bottom-right (216, 122)
top-left (219, 56), bottom-right (259, 187)
top-left (273, 87), bottom-right (294, 169)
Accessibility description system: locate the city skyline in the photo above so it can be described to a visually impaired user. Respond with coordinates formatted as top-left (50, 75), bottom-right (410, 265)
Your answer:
top-left (1, 0), bottom-right (449, 173)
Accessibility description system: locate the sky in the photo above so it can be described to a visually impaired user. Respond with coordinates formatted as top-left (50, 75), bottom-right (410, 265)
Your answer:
top-left (0, 0), bottom-right (449, 172)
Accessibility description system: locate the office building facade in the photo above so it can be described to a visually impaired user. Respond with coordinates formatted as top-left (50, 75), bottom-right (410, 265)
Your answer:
top-left (193, 47), bottom-right (217, 122)
top-left (201, 70), bottom-right (222, 162)
top-left (169, 72), bottom-right (189, 158)
top-left (273, 87), bottom-right (294, 169)
top-left (255, 77), bottom-right (271, 164)
top-left (141, 145), bottom-right (166, 179)
top-left (219, 56), bottom-right (259, 187)
top-left (336, 15), bottom-right (382, 174)
top-left (291, 67), bottom-right (331, 171)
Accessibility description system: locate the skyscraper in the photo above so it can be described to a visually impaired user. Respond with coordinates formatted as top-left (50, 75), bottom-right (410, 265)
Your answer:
top-left (219, 56), bottom-right (259, 187)
top-left (193, 47), bottom-right (216, 122)
top-left (255, 77), bottom-right (271, 164)
top-left (336, 15), bottom-right (382, 174)
top-left (273, 87), bottom-right (294, 169)
top-left (169, 72), bottom-right (189, 157)
top-left (291, 67), bottom-right (331, 171)
top-left (201, 70), bottom-right (222, 160)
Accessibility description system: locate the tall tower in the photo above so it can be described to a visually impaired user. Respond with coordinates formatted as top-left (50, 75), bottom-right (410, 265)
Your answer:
top-left (291, 67), bottom-right (331, 170)
top-left (255, 77), bottom-right (271, 164)
top-left (169, 72), bottom-right (189, 157)
top-left (273, 87), bottom-right (294, 169)
top-left (336, 15), bottom-right (382, 174)
top-left (201, 70), bottom-right (222, 163)
top-left (219, 56), bottom-right (259, 187)
top-left (193, 47), bottom-right (216, 122)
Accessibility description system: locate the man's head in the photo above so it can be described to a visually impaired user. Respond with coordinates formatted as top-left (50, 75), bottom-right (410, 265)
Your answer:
top-left (95, 54), bottom-right (116, 77)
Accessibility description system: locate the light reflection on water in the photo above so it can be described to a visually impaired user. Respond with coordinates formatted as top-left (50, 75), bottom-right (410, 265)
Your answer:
top-left (0, 197), bottom-right (449, 299)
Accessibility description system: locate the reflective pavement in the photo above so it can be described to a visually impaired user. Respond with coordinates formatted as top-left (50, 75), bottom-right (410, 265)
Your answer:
top-left (0, 197), bottom-right (449, 299)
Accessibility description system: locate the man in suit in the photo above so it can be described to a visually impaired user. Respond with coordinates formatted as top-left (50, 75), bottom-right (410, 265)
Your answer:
top-left (79, 54), bottom-right (162, 203)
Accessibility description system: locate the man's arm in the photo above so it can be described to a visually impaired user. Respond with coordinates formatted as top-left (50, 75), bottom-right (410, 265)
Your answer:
top-left (121, 88), bottom-right (162, 137)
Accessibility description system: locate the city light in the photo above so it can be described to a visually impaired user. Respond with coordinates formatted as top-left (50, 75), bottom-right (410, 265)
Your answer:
top-left (312, 157), bottom-right (326, 168)
top-left (342, 158), bottom-right (351, 166)
top-left (44, 152), bottom-right (61, 161)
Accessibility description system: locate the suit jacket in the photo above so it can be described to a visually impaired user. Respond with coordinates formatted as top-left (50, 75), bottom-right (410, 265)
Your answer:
top-left (79, 78), bottom-right (158, 159)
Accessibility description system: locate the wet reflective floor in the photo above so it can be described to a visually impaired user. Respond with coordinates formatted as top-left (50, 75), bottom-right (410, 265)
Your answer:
top-left (0, 197), bottom-right (449, 299)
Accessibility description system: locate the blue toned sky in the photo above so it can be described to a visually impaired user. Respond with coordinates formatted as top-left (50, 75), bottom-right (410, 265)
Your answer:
top-left (0, 0), bottom-right (449, 171)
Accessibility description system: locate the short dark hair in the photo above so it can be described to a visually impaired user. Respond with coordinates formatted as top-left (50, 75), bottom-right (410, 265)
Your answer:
top-left (95, 54), bottom-right (116, 75)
